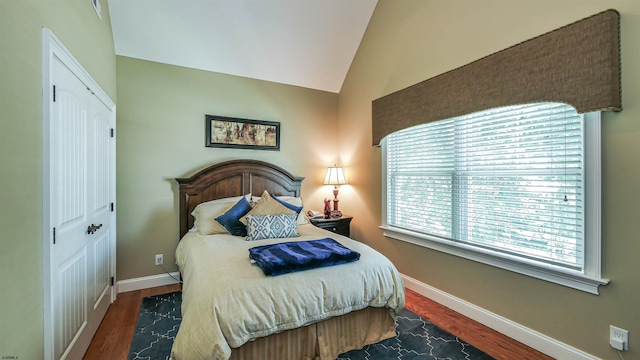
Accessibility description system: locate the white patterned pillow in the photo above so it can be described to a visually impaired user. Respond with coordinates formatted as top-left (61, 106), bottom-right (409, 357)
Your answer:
top-left (245, 213), bottom-right (299, 241)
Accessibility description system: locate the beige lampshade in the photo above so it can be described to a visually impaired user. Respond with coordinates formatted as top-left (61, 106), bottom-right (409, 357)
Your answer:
top-left (323, 165), bottom-right (347, 185)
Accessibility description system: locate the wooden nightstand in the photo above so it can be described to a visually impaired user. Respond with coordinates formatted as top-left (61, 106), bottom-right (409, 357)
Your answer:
top-left (310, 215), bottom-right (353, 238)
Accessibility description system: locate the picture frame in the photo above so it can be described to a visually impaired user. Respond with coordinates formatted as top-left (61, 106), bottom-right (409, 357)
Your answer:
top-left (205, 115), bottom-right (280, 151)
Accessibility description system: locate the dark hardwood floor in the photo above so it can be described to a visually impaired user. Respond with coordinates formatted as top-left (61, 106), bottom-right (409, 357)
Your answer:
top-left (84, 285), bottom-right (552, 360)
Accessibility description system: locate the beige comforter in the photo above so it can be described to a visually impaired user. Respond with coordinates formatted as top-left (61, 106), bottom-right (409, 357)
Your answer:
top-left (171, 224), bottom-right (405, 360)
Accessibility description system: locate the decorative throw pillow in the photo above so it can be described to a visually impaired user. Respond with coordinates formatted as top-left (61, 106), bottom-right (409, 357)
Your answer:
top-left (240, 190), bottom-right (295, 225)
top-left (270, 194), bottom-right (308, 225)
top-left (191, 194), bottom-right (251, 234)
top-left (214, 196), bottom-right (253, 236)
top-left (245, 213), bottom-right (299, 241)
top-left (193, 201), bottom-right (235, 235)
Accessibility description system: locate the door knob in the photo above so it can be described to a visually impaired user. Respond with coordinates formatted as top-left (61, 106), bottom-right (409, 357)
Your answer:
top-left (86, 223), bottom-right (103, 235)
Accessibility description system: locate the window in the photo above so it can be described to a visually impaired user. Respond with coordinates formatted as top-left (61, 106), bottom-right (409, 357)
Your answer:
top-left (381, 103), bottom-right (608, 293)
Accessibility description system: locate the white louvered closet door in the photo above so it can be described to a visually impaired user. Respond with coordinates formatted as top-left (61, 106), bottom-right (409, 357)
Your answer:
top-left (50, 56), bottom-right (113, 360)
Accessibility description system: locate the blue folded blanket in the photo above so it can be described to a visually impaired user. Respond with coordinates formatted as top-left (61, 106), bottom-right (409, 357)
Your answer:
top-left (248, 238), bottom-right (361, 276)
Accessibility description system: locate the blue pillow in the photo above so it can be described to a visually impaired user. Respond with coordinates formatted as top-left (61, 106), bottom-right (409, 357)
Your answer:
top-left (270, 193), bottom-right (303, 214)
top-left (215, 196), bottom-right (253, 236)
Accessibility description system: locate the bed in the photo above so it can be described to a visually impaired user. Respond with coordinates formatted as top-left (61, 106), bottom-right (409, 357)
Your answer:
top-left (171, 159), bottom-right (405, 360)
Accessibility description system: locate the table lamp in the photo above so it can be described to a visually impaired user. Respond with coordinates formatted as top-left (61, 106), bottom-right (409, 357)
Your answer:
top-left (323, 165), bottom-right (347, 215)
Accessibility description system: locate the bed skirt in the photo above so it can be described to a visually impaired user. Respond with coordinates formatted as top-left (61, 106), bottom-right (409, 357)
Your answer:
top-left (228, 307), bottom-right (396, 360)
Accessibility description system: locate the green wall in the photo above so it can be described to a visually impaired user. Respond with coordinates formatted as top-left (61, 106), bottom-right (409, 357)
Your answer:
top-left (339, 1), bottom-right (640, 359)
top-left (0, 0), bottom-right (116, 358)
top-left (115, 56), bottom-right (340, 279)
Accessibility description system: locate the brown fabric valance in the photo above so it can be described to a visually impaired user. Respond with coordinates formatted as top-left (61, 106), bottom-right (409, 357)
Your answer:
top-left (372, 9), bottom-right (621, 146)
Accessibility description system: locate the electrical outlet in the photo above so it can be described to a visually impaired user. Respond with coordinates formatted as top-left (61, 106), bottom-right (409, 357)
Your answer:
top-left (610, 325), bottom-right (629, 351)
top-left (155, 254), bottom-right (163, 266)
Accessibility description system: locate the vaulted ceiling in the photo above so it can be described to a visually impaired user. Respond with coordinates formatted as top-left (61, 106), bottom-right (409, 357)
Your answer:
top-left (108, 0), bottom-right (378, 93)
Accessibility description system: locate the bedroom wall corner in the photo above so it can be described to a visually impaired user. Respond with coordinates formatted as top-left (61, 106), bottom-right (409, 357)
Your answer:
top-left (338, 1), bottom-right (640, 359)
top-left (115, 56), bottom-right (340, 281)
top-left (0, 0), bottom-right (116, 359)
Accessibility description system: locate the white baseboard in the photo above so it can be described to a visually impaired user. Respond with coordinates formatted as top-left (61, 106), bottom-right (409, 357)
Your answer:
top-left (401, 274), bottom-right (598, 360)
top-left (117, 272), bottom-right (181, 293)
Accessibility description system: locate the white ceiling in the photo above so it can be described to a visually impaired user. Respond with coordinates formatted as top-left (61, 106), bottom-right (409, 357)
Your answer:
top-left (108, 0), bottom-right (377, 93)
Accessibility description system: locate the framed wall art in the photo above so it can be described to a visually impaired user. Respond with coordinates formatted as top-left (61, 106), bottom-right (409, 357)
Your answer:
top-left (205, 115), bottom-right (280, 151)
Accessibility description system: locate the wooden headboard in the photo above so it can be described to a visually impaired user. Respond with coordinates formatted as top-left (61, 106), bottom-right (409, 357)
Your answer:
top-left (175, 159), bottom-right (305, 238)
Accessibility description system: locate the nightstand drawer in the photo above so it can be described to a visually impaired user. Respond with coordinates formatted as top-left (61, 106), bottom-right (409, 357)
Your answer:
top-left (310, 216), bottom-right (352, 238)
top-left (315, 222), bottom-right (349, 236)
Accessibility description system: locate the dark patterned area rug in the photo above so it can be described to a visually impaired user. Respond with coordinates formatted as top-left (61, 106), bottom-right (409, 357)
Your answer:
top-left (128, 291), bottom-right (181, 360)
top-left (128, 291), bottom-right (494, 360)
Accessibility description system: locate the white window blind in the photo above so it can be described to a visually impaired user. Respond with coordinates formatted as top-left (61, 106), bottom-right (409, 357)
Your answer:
top-left (386, 103), bottom-right (585, 270)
